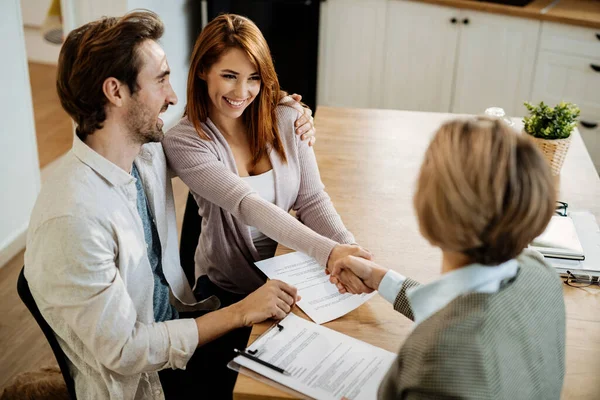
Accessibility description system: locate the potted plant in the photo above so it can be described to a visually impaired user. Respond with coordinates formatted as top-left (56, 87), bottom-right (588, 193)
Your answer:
top-left (523, 101), bottom-right (580, 176)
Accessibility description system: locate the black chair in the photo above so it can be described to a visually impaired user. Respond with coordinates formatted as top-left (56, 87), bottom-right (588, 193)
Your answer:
top-left (17, 267), bottom-right (77, 400)
top-left (180, 191), bottom-right (202, 288)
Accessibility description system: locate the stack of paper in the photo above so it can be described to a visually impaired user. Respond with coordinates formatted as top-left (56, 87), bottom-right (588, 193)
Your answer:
top-left (540, 211), bottom-right (600, 276)
top-left (231, 313), bottom-right (396, 400)
top-left (530, 215), bottom-right (585, 260)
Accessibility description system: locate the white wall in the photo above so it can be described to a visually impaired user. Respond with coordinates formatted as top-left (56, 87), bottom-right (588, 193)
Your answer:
top-left (0, 0), bottom-right (41, 266)
top-left (23, 26), bottom-right (61, 64)
top-left (21, 0), bottom-right (61, 65)
top-left (20, 0), bottom-right (52, 27)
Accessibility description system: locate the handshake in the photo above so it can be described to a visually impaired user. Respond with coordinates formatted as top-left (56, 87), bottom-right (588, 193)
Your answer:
top-left (230, 244), bottom-right (388, 329)
top-left (326, 244), bottom-right (389, 295)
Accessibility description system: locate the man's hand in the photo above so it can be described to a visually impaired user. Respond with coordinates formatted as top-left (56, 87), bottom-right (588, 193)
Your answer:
top-left (329, 255), bottom-right (389, 294)
top-left (230, 280), bottom-right (300, 327)
top-left (281, 93), bottom-right (316, 146)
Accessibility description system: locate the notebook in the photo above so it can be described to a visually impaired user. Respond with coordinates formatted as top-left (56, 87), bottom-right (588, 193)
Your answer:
top-left (530, 215), bottom-right (585, 260)
top-left (537, 211), bottom-right (600, 277)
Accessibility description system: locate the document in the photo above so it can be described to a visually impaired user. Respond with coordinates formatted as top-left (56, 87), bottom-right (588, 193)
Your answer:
top-left (233, 313), bottom-right (396, 400)
top-left (255, 252), bottom-right (376, 324)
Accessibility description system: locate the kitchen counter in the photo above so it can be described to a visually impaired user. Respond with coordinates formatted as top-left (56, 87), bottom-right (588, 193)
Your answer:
top-left (409, 0), bottom-right (600, 29)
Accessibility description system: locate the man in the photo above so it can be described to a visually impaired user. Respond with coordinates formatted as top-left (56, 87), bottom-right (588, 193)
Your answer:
top-left (24, 11), bottom-right (316, 399)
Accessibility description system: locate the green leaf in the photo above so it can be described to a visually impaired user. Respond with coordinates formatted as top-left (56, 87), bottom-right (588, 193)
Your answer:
top-left (522, 100), bottom-right (580, 139)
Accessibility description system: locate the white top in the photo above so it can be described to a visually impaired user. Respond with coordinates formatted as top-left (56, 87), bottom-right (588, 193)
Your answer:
top-left (378, 259), bottom-right (519, 326)
top-left (242, 169), bottom-right (278, 259)
top-left (24, 137), bottom-right (218, 400)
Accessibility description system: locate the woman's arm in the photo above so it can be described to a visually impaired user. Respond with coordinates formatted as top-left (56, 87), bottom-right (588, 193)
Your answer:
top-left (286, 106), bottom-right (355, 245)
top-left (163, 124), bottom-right (348, 267)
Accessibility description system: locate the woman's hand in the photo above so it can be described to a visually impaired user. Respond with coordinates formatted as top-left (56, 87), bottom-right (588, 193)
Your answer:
top-left (326, 244), bottom-right (372, 270)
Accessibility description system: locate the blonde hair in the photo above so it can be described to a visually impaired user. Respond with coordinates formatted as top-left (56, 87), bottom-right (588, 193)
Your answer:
top-left (414, 117), bottom-right (556, 265)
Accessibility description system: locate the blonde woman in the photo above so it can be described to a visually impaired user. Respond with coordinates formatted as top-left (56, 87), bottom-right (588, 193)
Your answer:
top-left (331, 118), bottom-right (566, 399)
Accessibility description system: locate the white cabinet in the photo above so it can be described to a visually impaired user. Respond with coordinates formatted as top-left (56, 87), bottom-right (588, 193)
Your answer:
top-left (317, 0), bottom-right (387, 108)
top-left (381, 2), bottom-right (538, 116)
top-left (538, 21), bottom-right (600, 60)
top-left (532, 22), bottom-right (600, 127)
top-left (318, 0), bottom-right (540, 117)
top-left (580, 124), bottom-right (600, 173)
top-left (451, 10), bottom-right (539, 117)
top-left (380, 1), bottom-right (457, 112)
top-left (531, 22), bottom-right (600, 172)
top-left (532, 52), bottom-right (600, 120)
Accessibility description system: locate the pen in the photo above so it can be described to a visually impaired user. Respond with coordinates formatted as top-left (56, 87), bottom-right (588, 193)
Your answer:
top-left (233, 348), bottom-right (291, 376)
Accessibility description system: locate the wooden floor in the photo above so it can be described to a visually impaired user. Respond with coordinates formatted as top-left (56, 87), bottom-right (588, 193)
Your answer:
top-left (0, 178), bottom-right (189, 391)
top-left (28, 62), bottom-right (72, 169)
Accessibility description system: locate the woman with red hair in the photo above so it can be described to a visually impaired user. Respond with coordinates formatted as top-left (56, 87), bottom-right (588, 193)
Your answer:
top-left (163, 14), bottom-right (370, 397)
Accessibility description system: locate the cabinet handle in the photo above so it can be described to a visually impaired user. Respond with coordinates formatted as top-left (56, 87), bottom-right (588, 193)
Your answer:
top-left (450, 17), bottom-right (457, 24)
top-left (463, 18), bottom-right (470, 25)
top-left (581, 120), bottom-right (599, 129)
top-left (591, 64), bottom-right (600, 72)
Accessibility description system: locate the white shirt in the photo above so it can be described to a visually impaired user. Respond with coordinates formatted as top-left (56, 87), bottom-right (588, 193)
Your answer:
top-left (242, 169), bottom-right (278, 259)
top-left (24, 137), bottom-right (218, 400)
top-left (378, 259), bottom-right (519, 326)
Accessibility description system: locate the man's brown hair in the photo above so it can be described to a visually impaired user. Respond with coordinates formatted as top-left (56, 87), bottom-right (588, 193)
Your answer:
top-left (414, 117), bottom-right (556, 265)
top-left (56, 10), bottom-right (164, 141)
top-left (185, 14), bottom-right (287, 166)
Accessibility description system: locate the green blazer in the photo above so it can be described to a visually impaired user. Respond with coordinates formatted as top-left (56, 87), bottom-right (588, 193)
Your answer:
top-left (379, 250), bottom-right (566, 399)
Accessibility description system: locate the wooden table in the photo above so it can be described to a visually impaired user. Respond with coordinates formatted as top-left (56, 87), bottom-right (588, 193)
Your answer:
top-left (233, 107), bottom-right (600, 400)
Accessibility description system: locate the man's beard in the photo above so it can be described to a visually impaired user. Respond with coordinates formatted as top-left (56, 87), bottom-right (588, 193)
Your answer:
top-left (126, 98), bottom-right (166, 145)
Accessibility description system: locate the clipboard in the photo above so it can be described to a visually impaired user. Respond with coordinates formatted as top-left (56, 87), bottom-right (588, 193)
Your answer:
top-left (229, 313), bottom-right (396, 400)
top-left (227, 321), bottom-right (312, 399)
top-left (228, 360), bottom-right (312, 399)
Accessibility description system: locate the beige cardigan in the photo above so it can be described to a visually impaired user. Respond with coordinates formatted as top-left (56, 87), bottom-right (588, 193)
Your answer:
top-left (163, 105), bottom-right (355, 294)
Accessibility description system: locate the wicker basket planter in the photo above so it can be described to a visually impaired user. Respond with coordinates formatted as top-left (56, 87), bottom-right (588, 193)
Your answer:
top-left (530, 135), bottom-right (572, 176)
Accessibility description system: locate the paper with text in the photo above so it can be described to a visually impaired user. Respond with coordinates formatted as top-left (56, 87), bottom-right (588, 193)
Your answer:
top-left (255, 252), bottom-right (376, 324)
top-left (234, 313), bottom-right (396, 400)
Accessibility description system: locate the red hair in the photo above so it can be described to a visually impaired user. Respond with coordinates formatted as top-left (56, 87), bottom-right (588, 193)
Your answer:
top-left (185, 14), bottom-right (286, 165)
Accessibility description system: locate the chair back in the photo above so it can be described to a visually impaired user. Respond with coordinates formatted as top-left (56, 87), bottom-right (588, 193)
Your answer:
top-left (17, 267), bottom-right (77, 400)
top-left (179, 191), bottom-right (202, 287)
